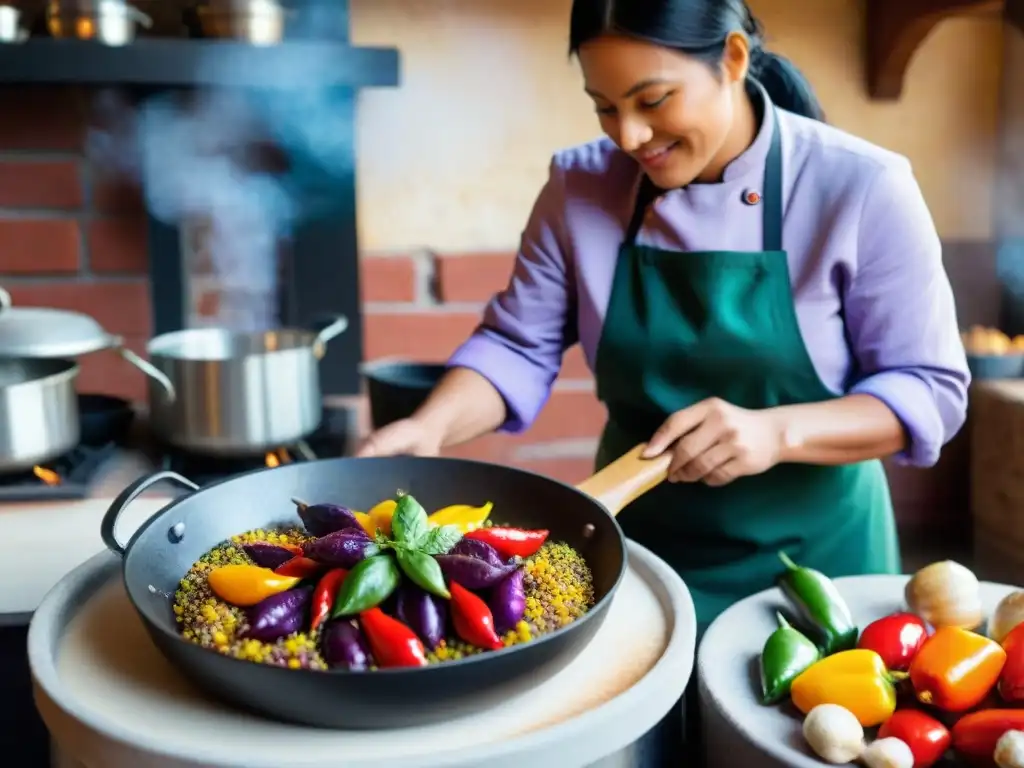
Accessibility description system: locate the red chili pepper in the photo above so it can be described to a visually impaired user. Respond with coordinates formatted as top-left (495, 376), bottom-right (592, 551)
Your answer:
top-left (857, 612), bottom-right (929, 671)
top-left (463, 527), bottom-right (549, 560)
top-left (999, 621), bottom-right (1024, 704)
top-left (877, 709), bottom-right (950, 768)
top-left (274, 556), bottom-right (322, 579)
top-left (359, 607), bottom-right (427, 668)
top-left (952, 708), bottom-right (1024, 759)
top-left (310, 568), bottom-right (348, 632)
top-left (281, 543), bottom-right (304, 556)
top-left (449, 581), bottom-right (503, 650)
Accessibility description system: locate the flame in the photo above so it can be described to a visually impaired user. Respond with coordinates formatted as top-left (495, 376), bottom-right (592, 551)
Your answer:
top-left (33, 466), bottom-right (60, 486)
top-left (264, 448), bottom-right (291, 468)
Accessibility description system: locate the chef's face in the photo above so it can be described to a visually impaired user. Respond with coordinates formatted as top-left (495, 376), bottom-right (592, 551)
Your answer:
top-left (578, 33), bottom-right (750, 188)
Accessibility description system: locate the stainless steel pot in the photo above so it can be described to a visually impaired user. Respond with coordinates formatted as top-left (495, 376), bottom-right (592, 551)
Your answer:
top-left (0, 286), bottom-right (173, 396)
top-left (46, 0), bottom-right (152, 46)
top-left (196, 0), bottom-right (287, 45)
top-left (0, 358), bottom-right (79, 473)
top-left (145, 316), bottom-right (348, 456)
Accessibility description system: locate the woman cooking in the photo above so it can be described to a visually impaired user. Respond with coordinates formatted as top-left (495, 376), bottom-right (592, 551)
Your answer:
top-left (359, 0), bottom-right (969, 639)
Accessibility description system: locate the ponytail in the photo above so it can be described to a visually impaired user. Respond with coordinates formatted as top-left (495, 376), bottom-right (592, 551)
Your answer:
top-left (741, 7), bottom-right (825, 121)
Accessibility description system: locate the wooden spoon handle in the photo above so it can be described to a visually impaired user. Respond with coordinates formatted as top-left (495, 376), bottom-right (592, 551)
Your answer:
top-left (574, 443), bottom-right (670, 516)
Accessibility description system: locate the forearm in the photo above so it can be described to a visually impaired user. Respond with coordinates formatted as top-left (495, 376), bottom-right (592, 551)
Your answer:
top-left (771, 394), bottom-right (907, 465)
top-left (411, 367), bottom-right (508, 448)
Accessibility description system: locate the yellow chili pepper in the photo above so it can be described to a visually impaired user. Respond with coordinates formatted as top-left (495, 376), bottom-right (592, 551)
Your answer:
top-left (427, 501), bottom-right (494, 533)
top-left (367, 499), bottom-right (397, 538)
top-left (790, 648), bottom-right (906, 727)
top-left (206, 565), bottom-right (300, 607)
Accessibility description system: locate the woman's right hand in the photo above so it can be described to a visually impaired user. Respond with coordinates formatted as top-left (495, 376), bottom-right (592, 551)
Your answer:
top-left (355, 418), bottom-right (443, 458)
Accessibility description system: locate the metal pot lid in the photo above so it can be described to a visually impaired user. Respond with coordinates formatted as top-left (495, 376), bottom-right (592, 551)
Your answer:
top-left (0, 285), bottom-right (120, 358)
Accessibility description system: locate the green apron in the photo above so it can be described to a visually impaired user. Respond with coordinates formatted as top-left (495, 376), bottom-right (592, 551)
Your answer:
top-left (594, 101), bottom-right (901, 639)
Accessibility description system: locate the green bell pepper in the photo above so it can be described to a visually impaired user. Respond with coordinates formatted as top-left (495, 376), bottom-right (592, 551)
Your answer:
top-left (760, 612), bottom-right (821, 705)
top-left (776, 551), bottom-right (857, 655)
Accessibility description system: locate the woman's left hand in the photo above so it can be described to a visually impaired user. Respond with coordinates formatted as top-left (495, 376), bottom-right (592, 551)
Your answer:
top-left (642, 398), bottom-right (786, 486)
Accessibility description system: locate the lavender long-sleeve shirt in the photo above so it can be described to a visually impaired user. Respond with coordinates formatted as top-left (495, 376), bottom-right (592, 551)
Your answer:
top-left (449, 100), bottom-right (970, 468)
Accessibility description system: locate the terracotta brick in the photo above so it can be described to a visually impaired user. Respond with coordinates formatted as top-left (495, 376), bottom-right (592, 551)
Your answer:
top-left (4, 280), bottom-right (152, 336)
top-left (0, 219), bottom-right (80, 274)
top-left (74, 334), bottom-right (151, 402)
top-left (360, 254), bottom-right (417, 303)
top-left (88, 217), bottom-right (148, 273)
top-left (363, 311), bottom-right (481, 361)
top-left (562, 344), bottom-right (591, 380)
top-left (0, 87), bottom-right (85, 151)
top-left (531, 390), bottom-right (606, 440)
top-left (434, 251), bottom-right (515, 303)
top-left (0, 161), bottom-right (82, 209)
top-left (92, 170), bottom-right (145, 214)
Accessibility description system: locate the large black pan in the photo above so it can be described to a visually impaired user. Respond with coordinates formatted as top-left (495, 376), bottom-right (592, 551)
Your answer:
top-left (99, 445), bottom-right (669, 729)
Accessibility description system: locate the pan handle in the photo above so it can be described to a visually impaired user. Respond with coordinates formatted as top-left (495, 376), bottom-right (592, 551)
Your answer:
top-left (101, 471), bottom-right (200, 557)
top-left (574, 443), bottom-right (671, 517)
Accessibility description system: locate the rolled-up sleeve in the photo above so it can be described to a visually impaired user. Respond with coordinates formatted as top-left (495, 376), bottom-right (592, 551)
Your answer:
top-left (448, 158), bottom-right (576, 433)
top-left (845, 159), bottom-right (970, 466)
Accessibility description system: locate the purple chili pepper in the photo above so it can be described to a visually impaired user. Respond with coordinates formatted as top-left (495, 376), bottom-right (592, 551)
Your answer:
top-left (434, 554), bottom-right (518, 590)
top-left (244, 587), bottom-right (313, 643)
top-left (394, 583), bottom-right (447, 650)
top-left (243, 542), bottom-right (298, 570)
top-left (450, 538), bottom-right (505, 568)
top-left (489, 569), bottom-right (526, 634)
top-left (304, 529), bottom-right (379, 568)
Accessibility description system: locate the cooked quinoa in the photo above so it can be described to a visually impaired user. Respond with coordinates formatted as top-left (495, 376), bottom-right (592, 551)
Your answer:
top-left (173, 527), bottom-right (596, 670)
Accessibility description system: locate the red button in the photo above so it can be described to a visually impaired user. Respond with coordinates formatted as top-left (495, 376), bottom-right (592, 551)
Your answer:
top-left (743, 190), bottom-right (761, 206)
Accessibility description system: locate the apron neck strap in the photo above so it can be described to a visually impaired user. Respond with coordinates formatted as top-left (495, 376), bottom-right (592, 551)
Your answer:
top-left (624, 105), bottom-right (784, 251)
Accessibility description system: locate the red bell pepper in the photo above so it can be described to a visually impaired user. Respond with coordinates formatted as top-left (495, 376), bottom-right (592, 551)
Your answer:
top-left (463, 527), bottom-right (548, 560)
top-left (877, 709), bottom-right (950, 768)
top-left (274, 556), bottom-right (322, 579)
top-left (952, 709), bottom-right (1024, 760)
top-left (1000, 621), bottom-right (1024, 704)
top-left (857, 612), bottom-right (929, 671)
top-left (450, 581), bottom-right (503, 650)
top-left (359, 607), bottom-right (427, 668)
top-left (310, 568), bottom-right (348, 632)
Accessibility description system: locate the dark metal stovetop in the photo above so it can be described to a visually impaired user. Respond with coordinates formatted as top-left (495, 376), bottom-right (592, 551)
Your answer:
top-left (0, 442), bottom-right (119, 503)
top-left (153, 405), bottom-right (358, 488)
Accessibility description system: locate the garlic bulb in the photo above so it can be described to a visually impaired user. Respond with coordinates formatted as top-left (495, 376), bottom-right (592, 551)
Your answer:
top-left (862, 737), bottom-right (914, 768)
top-left (905, 560), bottom-right (983, 630)
top-left (990, 591), bottom-right (1024, 644)
top-left (995, 730), bottom-right (1024, 768)
top-left (802, 703), bottom-right (864, 764)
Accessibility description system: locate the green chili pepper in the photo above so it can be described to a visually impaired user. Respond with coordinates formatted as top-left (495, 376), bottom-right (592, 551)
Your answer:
top-left (331, 555), bottom-right (401, 617)
top-left (777, 551), bottom-right (857, 655)
top-left (391, 494), bottom-right (429, 548)
top-left (760, 612), bottom-right (821, 705)
top-left (396, 549), bottom-right (450, 599)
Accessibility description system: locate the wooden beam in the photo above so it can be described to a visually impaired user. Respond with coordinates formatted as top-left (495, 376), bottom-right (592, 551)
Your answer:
top-left (866, 0), bottom-right (1003, 100)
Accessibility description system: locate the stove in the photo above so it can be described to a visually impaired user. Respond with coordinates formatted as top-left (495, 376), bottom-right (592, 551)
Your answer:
top-left (0, 443), bottom-right (120, 503)
top-left (153, 404), bottom-right (358, 487)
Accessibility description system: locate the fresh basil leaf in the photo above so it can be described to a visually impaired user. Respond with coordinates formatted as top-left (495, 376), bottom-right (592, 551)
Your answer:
top-left (391, 493), bottom-right (429, 547)
top-left (396, 549), bottom-right (450, 599)
top-left (419, 524), bottom-right (463, 555)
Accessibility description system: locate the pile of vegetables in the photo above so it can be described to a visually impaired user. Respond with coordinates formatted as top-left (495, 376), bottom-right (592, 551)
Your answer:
top-left (195, 492), bottom-right (551, 670)
top-left (760, 553), bottom-right (1024, 767)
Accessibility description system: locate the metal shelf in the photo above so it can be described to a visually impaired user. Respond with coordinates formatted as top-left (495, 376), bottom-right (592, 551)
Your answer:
top-left (0, 38), bottom-right (399, 88)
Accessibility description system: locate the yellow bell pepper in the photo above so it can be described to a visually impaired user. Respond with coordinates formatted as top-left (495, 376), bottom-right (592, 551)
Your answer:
top-left (367, 499), bottom-right (397, 538)
top-left (427, 501), bottom-right (494, 532)
top-left (790, 648), bottom-right (906, 727)
top-left (352, 511), bottom-right (376, 538)
top-left (206, 565), bottom-right (300, 607)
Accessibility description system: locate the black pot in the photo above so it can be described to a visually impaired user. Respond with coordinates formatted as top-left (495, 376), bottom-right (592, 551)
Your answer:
top-left (361, 360), bottom-right (447, 429)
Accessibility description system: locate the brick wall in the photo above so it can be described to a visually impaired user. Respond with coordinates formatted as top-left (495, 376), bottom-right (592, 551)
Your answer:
top-left (362, 250), bottom-right (604, 483)
top-left (0, 89), bottom-right (604, 484)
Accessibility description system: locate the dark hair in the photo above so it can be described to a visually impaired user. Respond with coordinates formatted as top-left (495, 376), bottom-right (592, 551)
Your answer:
top-left (569, 0), bottom-right (824, 122)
